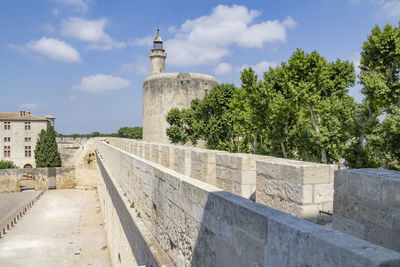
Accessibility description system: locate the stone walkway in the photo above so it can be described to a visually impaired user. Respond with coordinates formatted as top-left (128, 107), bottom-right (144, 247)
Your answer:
top-left (0, 191), bottom-right (41, 228)
top-left (0, 190), bottom-right (110, 267)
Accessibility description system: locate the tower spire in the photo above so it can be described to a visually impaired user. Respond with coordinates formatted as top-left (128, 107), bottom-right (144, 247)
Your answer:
top-left (149, 29), bottom-right (167, 75)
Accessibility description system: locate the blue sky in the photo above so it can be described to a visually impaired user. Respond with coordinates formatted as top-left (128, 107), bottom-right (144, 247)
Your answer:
top-left (1, 0), bottom-right (399, 134)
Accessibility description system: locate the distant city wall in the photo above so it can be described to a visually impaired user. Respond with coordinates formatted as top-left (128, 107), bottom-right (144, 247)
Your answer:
top-left (0, 167), bottom-right (76, 193)
top-left (95, 139), bottom-right (400, 266)
top-left (106, 137), bottom-right (335, 223)
top-left (333, 169), bottom-right (400, 252)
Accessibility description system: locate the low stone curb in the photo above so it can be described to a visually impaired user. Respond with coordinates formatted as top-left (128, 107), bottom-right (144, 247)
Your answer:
top-left (0, 191), bottom-right (44, 238)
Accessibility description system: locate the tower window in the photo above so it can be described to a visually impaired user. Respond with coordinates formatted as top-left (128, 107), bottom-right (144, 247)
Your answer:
top-left (25, 122), bottom-right (31, 130)
top-left (4, 146), bottom-right (10, 157)
top-left (25, 137), bottom-right (31, 142)
top-left (4, 122), bottom-right (10, 130)
top-left (153, 42), bottom-right (163, 50)
top-left (4, 137), bottom-right (10, 142)
top-left (25, 146), bottom-right (31, 157)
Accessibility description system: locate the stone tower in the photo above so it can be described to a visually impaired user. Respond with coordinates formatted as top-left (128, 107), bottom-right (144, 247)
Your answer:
top-left (149, 29), bottom-right (167, 75)
top-left (142, 30), bottom-right (218, 144)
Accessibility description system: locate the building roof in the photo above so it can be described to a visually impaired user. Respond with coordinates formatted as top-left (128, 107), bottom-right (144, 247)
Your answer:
top-left (0, 112), bottom-right (50, 121)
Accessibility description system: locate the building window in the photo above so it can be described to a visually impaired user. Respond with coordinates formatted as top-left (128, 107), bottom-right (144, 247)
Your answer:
top-left (25, 137), bottom-right (31, 142)
top-left (4, 122), bottom-right (10, 130)
top-left (4, 146), bottom-right (10, 157)
top-left (25, 146), bottom-right (31, 157)
top-left (4, 137), bottom-right (10, 142)
top-left (25, 122), bottom-right (31, 130)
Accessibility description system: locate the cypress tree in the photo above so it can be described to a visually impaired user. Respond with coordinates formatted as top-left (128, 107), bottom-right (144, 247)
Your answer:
top-left (35, 126), bottom-right (61, 167)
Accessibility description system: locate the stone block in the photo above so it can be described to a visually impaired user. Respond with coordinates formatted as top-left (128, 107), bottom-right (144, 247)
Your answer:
top-left (241, 169), bottom-right (256, 185)
top-left (364, 223), bottom-right (394, 250)
top-left (300, 205), bottom-right (320, 223)
top-left (303, 165), bottom-right (331, 185)
top-left (340, 169), bottom-right (383, 202)
top-left (314, 183), bottom-right (333, 204)
top-left (285, 182), bottom-right (303, 203)
top-left (232, 227), bottom-right (264, 265)
top-left (382, 179), bottom-right (400, 208)
top-left (234, 204), bottom-right (268, 240)
top-left (332, 214), bottom-right (366, 239)
top-left (358, 200), bottom-right (394, 230)
top-left (264, 217), bottom-right (309, 267)
top-left (281, 164), bottom-right (304, 184)
top-left (303, 185), bottom-right (313, 204)
top-left (256, 160), bottom-right (280, 181)
top-left (333, 194), bottom-right (357, 219)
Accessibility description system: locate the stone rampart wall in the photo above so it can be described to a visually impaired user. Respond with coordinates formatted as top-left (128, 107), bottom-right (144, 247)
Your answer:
top-left (333, 169), bottom-right (400, 252)
top-left (95, 140), bottom-right (400, 266)
top-left (106, 137), bottom-right (335, 222)
top-left (0, 167), bottom-right (76, 192)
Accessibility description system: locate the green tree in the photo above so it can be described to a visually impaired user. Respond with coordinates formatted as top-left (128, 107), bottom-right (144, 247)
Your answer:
top-left (35, 126), bottom-right (61, 168)
top-left (285, 50), bottom-right (356, 163)
top-left (166, 84), bottom-right (238, 150)
top-left (91, 131), bottom-right (101, 137)
top-left (117, 127), bottom-right (143, 139)
top-left (0, 160), bottom-right (17, 169)
top-left (346, 23), bottom-right (400, 170)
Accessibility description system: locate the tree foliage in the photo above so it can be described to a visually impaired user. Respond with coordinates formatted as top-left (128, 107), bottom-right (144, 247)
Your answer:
top-left (117, 127), bottom-right (143, 139)
top-left (166, 50), bottom-right (356, 164)
top-left (58, 127), bottom-right (143, 139)
top-left (0, 160), bottom-right (17, 169)
top-left (166, 23), bottom-right (399, 169)
top-left (345, 23), bottom-right (400, 170)
top-left (35, 126), bottom-right (62, 168)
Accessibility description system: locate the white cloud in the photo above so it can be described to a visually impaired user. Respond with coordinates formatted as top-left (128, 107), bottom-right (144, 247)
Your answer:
top-left (240, 60), bottom-right (278, 76)
top-left (152, 5), bottom-right (296, 66)
top-left (120, 56), bottom-right (149, 75)
top-left (74, 74), bottom-right (131, 92)
top-left (381, 0), bottom-right (400, 18)
top-left (41, 23), bottom-right (56, 33)
top-left (351, 52), bottom-right (361, 75)
top-left (168, 26), bottom-right (177, 33)
top-left (20, 103), bottom-right (38, 110)
top-left (9, 37), bottom-right (81, 63)
top-left (213, 62), bottom-right (232, 75)
top-left (52, 8), bottom-right (60, 16)
top-left (129, 36), bottom-right (153, 47)
top-left (61, 17), bottom-right (125, 50)
top-left (53, 0), bottom-right (88, 13)
top-left (120, 62), bottom-right (148, 75)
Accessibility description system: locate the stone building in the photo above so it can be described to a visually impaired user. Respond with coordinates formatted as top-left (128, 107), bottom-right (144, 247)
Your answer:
top-left (0, 111), bottom-right (55, 168)
top-left (142, 30), bottom-right (218, 143)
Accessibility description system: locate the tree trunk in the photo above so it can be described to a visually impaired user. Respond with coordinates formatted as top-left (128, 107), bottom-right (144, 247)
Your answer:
top-left (281, 142), bottom-right (288, 159)
top-left (308, 104), bottom-right (327, 162)
top-left (253, 132), bottom-right (257, 154)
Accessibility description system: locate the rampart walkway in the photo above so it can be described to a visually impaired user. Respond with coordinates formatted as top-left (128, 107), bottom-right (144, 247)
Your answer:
top-left (0, 191), bottom-right (42, 237)
top-left (0, 190), bottom-right (110, 267)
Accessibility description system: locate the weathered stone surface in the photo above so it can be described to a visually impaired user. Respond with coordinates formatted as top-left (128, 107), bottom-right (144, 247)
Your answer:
top-left (97, 140), bottom-right (400, 266)
top-left (333, 214), bottom-right (366, 239)
top-left (333, 194), bottom-right (358, 219)
top-left (333, 168), bottom-right (400, 253)
top-left (382, 179), bottom-right (400, 207)
top-left (142, 73), bottom-right (218, 144)
top-left (314, 183), bottom-right (334, 204)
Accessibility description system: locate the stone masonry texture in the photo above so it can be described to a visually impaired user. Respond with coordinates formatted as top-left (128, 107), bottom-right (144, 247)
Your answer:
top-left (106, 138), bottom-right (336, 223)
top-left (333, 168), bottom-right (400, 252)
top-left (142, 73), bottom-right (217, 144)
top-left (96, 139), bottom-right (400, 266)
